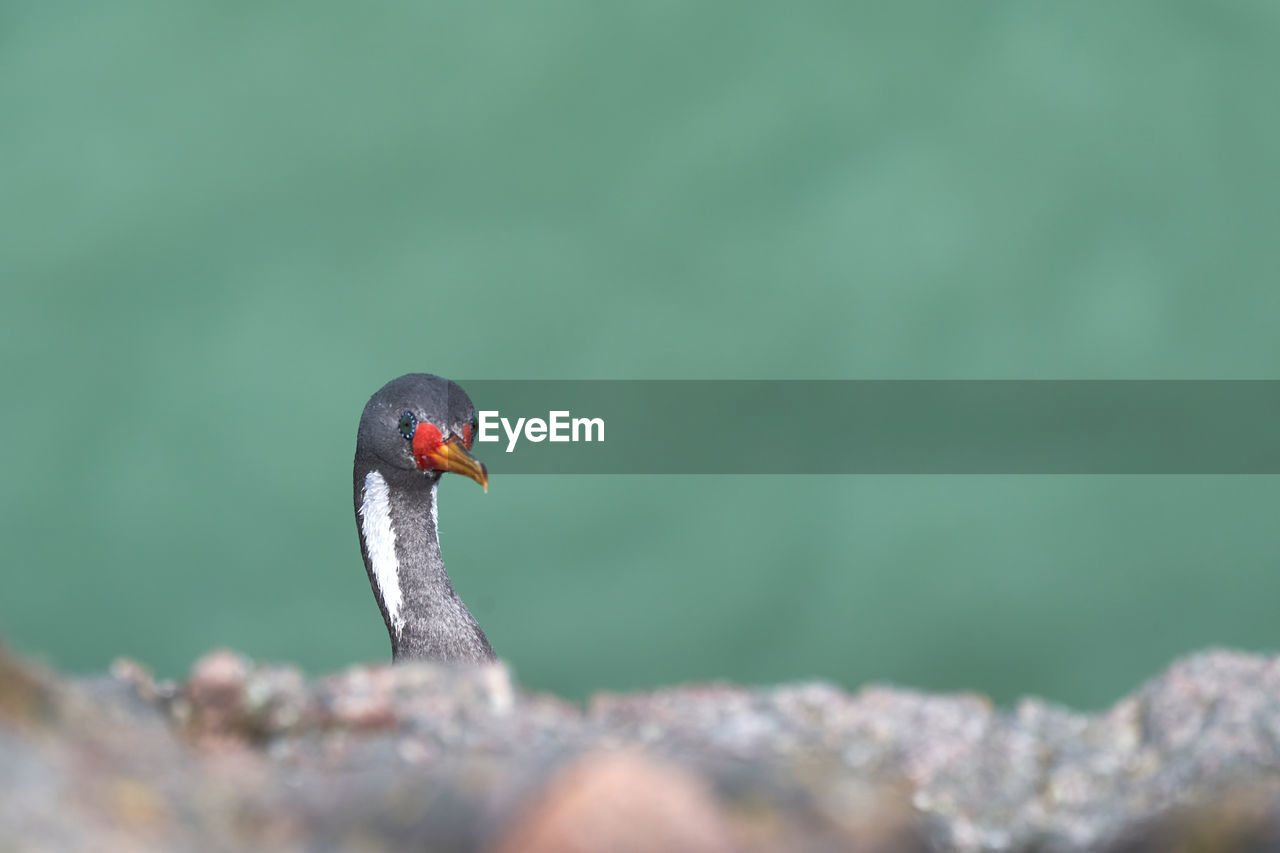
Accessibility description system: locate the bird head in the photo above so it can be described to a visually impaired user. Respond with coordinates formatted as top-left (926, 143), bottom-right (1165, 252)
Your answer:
top-left (356, 374), bottom-right (488, 490)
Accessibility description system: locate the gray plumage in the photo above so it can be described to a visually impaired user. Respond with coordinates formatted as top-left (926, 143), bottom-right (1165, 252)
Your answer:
top-left (352, 374), bottom-right (495, 663)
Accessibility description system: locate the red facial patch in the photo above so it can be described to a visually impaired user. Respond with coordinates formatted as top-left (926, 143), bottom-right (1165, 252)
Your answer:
top-left (412, 422), bottom-right (443, 469)
top-left (462, 422), bottom-right (472, 449)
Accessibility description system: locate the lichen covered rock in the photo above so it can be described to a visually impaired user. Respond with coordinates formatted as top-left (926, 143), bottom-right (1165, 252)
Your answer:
top-left (4, 643), bottom-right (1280, 851)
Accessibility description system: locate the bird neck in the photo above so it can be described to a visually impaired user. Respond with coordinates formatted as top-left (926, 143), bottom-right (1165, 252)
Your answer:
top-left (354, 463), bottom-right (495, 663)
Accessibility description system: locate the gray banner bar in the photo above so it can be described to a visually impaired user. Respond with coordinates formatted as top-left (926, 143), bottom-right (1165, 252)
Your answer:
top-left (450, 381), bottom-right (1280, 474)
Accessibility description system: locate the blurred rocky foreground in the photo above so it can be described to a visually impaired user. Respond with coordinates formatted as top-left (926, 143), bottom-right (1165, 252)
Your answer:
top-left (6, 648), bottom-right (1280, 852)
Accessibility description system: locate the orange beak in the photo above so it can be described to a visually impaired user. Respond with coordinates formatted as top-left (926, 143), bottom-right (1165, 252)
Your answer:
top-left (413, 424), bottom-right (489, 491)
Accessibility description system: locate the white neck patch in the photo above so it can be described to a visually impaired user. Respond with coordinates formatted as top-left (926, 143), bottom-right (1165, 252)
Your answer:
top-left (430, 482), bottom-right (439, 546)
top-left (360, 469), bottom-right (404, 638)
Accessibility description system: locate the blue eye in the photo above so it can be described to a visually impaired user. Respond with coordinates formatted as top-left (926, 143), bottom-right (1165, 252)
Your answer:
top-left (398, 411), bottom-right (417, 440)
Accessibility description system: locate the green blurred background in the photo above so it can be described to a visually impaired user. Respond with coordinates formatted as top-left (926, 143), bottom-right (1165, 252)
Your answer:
top-left (3, 3), bottom-right (1278, 709)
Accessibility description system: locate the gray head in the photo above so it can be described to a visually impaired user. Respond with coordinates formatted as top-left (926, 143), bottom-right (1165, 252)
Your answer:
top-left (355, 373), bottom-right (487, 489)
top-left (353, 374), bottom-right (494, 664)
